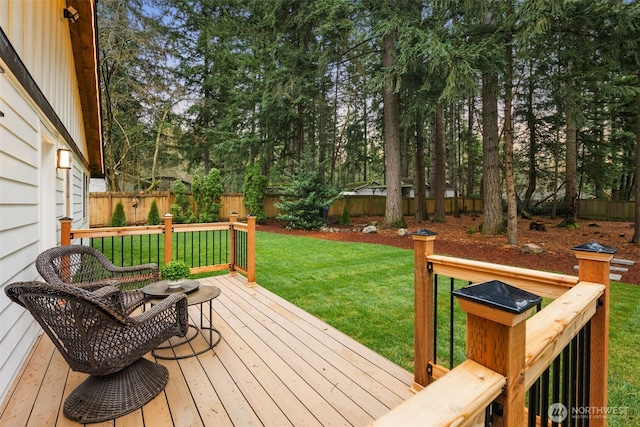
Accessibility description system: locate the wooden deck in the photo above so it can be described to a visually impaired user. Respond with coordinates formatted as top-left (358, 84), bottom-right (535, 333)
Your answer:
top-left (0, 274), bottom-right (415, 426)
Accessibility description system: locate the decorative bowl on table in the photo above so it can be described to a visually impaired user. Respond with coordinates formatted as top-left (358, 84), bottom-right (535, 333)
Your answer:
top-left (166, 279), bottom-right (185, 289)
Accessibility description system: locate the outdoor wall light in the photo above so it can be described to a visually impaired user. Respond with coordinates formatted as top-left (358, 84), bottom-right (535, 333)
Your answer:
top-left (63, 6), bottom-right (79, 23)
top-left (57, 148), bottom-right (72, 170)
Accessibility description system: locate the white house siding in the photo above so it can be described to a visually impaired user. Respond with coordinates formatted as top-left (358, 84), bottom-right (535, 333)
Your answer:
top-left (0, 0), bottom-right (92, 403)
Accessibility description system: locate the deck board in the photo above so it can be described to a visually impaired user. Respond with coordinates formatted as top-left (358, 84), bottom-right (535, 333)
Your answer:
top-left (0, 274), bottom-right (414, 426)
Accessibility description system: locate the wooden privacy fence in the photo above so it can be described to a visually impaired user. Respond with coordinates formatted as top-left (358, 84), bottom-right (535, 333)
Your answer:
top-left (577, 199), bottom-right (635, 221)
top-left (88, 192), bottom-right (484, 227)
top-left (60, 213), bottom-right (256, 285)
top-left (90, 192), bottom-right (638, 227)
top-left (374, 232), bottom-right (613, 427)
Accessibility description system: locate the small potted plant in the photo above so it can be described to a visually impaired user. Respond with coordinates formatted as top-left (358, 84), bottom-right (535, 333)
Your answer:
top-left (160, 260), bottom-right (191, 288)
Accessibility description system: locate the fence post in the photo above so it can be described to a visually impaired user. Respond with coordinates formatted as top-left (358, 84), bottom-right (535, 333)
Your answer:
top-left (246, 215), bottom-right (256, 286)
top-left (572, 242), bottom-right (614, 427)
top-left (454, 280), bottom-right (541, 427)
top-left (60, 217), bottom-right (72, 245)
top-left (410, 229), bottom-right (437, 389)
top-left (163, 214), bottom-right (173, 264)
top-left (229, 212), bottom-right (237, 276)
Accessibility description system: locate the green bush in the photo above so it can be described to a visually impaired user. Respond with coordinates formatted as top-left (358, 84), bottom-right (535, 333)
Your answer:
top-left (275, 153), bottom-right (340, 230)
top-left (160, 260), bottom-right (191, 281)
top-left (147, 199), bottom-right (160, 225)
top-left (192, 169), bottom-right (223, 223)
top-left (110, 201), bottom-right (127, 227)
top-left (340, 205), bottom-right (350, 226)
top-left (243, 163), bottom-right (268, 223)
top-left (170, 180), bottom-right (193, 223)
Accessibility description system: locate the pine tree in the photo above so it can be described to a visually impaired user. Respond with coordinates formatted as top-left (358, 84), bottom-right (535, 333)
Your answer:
top-left (147, 199), bottom-right (160, 225)
top-left (110, 201), bottom-right (127, 227)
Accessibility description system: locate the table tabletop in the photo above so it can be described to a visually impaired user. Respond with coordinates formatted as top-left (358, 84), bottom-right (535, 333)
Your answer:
top-left (143, 280), bottom-right (221, 306)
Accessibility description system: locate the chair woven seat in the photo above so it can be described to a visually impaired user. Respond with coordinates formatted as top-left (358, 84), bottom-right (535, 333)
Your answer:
top-left (5, 281), bottom-right (188, 422)
top-left (36, 245), bottom-right (159, 314)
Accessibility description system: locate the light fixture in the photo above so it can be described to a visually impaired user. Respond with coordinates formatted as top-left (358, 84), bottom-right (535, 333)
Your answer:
top-left (63, 6), bottom-right (79, 23)
top-left (57, 148), bottom-right (72, 169)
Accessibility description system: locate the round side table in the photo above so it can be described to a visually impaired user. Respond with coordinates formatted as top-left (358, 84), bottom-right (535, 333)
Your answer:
top-left (143, 280), bottom-right (221, 360)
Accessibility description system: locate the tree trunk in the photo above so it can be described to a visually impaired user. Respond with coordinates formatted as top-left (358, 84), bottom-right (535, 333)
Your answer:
top-left (450, 101), bottom-right (459, 218)
top-left (150, 107), bottom-right (170, 191)
top-left (481, 70), bottom-right (502, 234)
top-left (551, 122), bottom-right (560, 220)
top-left (524, 60), bottom-right (537, 213)
top-left (434, 103), bottom-right (446, 222)
top-left (414, 109), bottom-right (428, 222)
top-left (504, 4), bottom-right (517, 245)
top-left (564, 71), bottom-right (578, 226)
top-left (633, 67), bottom-right (640, 244)
top-left (381, 30), bottom-right (406, 228)
top-left (466, 96), bottom-right (475, 197)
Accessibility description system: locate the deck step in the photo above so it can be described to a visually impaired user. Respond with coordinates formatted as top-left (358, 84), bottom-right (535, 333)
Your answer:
top-left (612, 258), bottom-right (635, 266)
top-left (572, 265), bottom-right (623, 282)
top-left (610, 266), bottom-right (629, 273)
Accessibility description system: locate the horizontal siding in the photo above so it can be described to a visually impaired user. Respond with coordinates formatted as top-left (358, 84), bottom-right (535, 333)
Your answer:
top-left (0, 0), bottom-right (93, 407)
top-left (1, 0), bottom-right (87, 158)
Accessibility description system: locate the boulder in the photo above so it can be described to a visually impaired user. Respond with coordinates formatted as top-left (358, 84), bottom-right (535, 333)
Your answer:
top-left (521, 243), bottom-right (544, 254)
top-left (362, 225), bottom-right (377, 234)
top-left (397, 228), bottom-right (410, 237)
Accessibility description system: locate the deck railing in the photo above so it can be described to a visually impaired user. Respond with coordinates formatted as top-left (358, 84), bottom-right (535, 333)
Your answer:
top-left (373, 231), bottom-right (612, 427)
top-left (60, 213), bottom-right (256, 285)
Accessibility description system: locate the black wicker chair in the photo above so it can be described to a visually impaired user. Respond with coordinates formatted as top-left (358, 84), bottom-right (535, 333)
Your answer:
top-left (36, 245), bottom-right (159, 314)
top-left (5, 281), bottom-right (188, 423)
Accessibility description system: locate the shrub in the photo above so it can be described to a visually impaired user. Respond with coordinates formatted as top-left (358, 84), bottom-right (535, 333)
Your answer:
top-left (340, 205), bottom-right (351, 226)
top-left (192, 169), bottom-right (223, 223)
top-left (160, 260), bottom-right (191, 281)
top-left (243, 163), bottom-right (268, 223)
top-left (170, 180), bottom-right (193, 223)
top-left (110, 201), bottom-right (127, 227)
top-left (275, 153), bottom-right (340, 230)
top-left (147, 199), bottom-right (160, 225)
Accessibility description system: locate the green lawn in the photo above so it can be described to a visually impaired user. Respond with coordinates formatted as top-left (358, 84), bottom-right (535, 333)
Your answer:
top-left (255, 231), bottom-right (639, 426)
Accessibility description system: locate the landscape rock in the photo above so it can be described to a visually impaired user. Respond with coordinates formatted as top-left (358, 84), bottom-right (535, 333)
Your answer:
top-left (521, 243), bottom-right (544, 254)
top-left (397, 228), bottom-right (410, 237)
top-left (362, 225), bottom-right (377, 234)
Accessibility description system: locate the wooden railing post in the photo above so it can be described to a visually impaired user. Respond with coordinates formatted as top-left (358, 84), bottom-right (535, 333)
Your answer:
top-left (572, 242), bottom-right (614, 427)
top-left (246, 215), bottom-right (256, 286)
top-left (454, 280), bottom-right (541, 427)
top-left (410, 229), bottom-right (437, 389)
top-left (163, 213), bottom-right (173, 264)
top-left (229, 212), bottom-right (238, 276)
top-left (60, 217), bottom-right (72, 245)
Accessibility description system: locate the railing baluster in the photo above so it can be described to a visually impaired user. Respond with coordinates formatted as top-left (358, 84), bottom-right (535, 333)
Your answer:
top-left (528, 378), bottom-right (539, 426)
top-left (433, 273), bottom-right (438, 366)
top-left (541, 366), bottom-right (550, 426)
top-left (552, 355), bottom-right (561, 427)
top-left (449, 277), bottom-right (454, 370)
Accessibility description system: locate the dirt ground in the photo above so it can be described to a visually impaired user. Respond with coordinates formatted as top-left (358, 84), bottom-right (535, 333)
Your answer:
top-left (257, 214), bottom-right (640, 285)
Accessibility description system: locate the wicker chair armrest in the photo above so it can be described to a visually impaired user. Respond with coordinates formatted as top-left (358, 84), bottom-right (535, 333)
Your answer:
top-left (91, 285), bottom-right (120, 298)
top-left (104, 263), bottom-right (159, 277)
top-left (91, 285), bottom-right (126, 313)
top-left (131, 293), bottom-right (188, 326)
